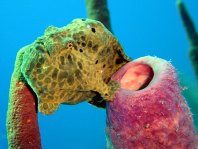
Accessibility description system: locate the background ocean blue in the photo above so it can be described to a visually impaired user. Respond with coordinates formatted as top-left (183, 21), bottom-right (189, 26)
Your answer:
top-left (1, 0), bottom-right (198, 148)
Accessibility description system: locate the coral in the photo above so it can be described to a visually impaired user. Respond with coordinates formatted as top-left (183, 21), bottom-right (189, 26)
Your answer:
top-left (85, 0), bottom-right (112, 32)
top-left (177, 0), bottom-right (198, 132)
top-left (177, 0), bottom-right (198, 82)
top-left (106, 56), bottom-right (198, 149)
top-left (6, 49), bottom-right (41, 148)
top-left (20, 18), bottom-right (129, 115)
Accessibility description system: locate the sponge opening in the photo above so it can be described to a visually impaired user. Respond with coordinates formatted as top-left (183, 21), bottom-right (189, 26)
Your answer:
top-left (120, 63), bottom-right (154, 91)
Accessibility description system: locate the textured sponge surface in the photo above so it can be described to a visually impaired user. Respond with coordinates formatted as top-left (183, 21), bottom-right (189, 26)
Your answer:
top-left (106, 56), bottom-right (198, 149)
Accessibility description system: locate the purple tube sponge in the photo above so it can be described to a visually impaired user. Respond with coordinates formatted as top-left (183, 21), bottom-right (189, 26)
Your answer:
top-left (106, 56), bottom-right (198, 149)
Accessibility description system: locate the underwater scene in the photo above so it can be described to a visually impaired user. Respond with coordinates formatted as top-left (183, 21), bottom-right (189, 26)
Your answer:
top-left (1, 0), bottom-right (198, 148)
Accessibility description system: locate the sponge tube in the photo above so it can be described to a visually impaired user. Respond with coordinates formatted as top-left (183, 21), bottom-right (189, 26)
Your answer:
top-left (106, 56), bottom-right (198, 149)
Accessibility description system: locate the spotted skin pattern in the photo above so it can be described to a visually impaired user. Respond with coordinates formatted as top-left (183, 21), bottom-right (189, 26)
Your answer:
top-left (20, 19), bottom-right (129, 115)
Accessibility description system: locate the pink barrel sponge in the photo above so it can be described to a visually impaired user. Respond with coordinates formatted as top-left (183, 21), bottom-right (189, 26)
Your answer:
top-left (106, 56), bottom-right (198, 149)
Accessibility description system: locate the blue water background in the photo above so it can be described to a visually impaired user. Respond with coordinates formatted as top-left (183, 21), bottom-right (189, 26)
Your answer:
top-left (0, 0), bottom-right (198, 148)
